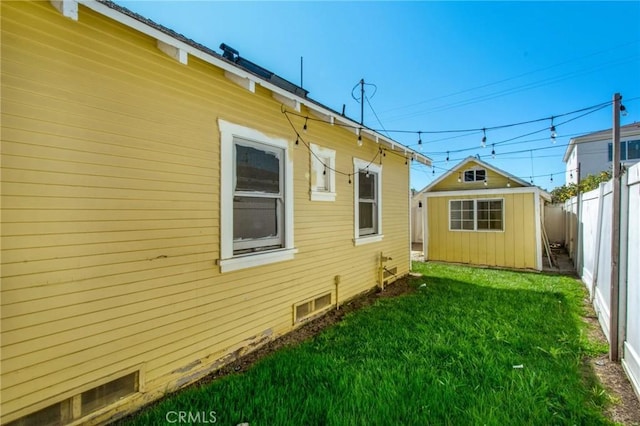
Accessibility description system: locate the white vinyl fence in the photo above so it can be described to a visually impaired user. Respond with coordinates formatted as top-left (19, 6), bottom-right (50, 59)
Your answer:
top-left (565, 162), bottom-right (640, 396)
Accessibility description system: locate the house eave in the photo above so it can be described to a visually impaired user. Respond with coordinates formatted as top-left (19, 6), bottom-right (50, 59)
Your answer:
top-left (75, 0), bottom-right (431, 167)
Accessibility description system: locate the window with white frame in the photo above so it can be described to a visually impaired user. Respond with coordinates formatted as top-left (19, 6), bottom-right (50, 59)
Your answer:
top-left (218, 119), bottom-right (296, 272)
top-left (463, 168), bottom-right (486, 182)
top-left (608, 140), bottom-right (640, 161)
top-left (450, 199), bottom-right (503, 231)
top-left (309, 143), bottom-right (336, 201)
top-left (233, 140), bottom-right (283, 252)
top-left (353, 158), bottom-right (382, 244)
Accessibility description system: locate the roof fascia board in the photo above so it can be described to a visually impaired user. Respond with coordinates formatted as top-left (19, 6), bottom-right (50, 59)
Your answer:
top-left (424, 187), bottom-right (544, 198)
top-left (79, 0), bottom-right (431, 165)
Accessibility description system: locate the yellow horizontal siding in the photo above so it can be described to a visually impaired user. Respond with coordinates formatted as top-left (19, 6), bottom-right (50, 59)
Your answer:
top-left (0, 1), bottom-right (411, 423)
top-left (427, 192), bottom-right (536, 269)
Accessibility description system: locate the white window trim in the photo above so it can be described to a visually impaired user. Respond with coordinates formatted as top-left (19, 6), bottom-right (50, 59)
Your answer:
top-left (353, 158), bottom-right (383, 245)
top-left (309, 143), bottom-right (336, 202)
top-left (448, 198), bottom-right (505, 232)
top-left (218, 119), bottom-right (296, 273)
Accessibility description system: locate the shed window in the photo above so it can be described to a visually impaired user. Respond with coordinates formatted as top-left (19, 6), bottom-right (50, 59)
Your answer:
top-left (463, 169), bottom-right (486, 182)
top-left (450, 199), bottom-right (503, 231)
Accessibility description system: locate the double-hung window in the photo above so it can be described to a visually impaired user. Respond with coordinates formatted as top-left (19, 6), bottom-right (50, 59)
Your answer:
top-left (218, 119), bottom-right (296, 272)
top-left (353, 158), bottom-right (382, 244)
top-left (450, 199), bottom-right (503, 231)
top-left (233, 140), bottom-right (283, 252)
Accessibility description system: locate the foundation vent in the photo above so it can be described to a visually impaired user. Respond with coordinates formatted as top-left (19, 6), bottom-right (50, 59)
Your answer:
top-left (7, 371), bottom-right (138, 426)
top-left (294, 292), bottom-right (332, 323)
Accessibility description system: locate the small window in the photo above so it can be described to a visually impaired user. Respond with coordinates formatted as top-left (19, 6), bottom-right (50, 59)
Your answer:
top-left (608, 141), bottom-right (628, 161)
top-left (463, 169), bottom-right (486, 182)
top-left (450, 199), bottom-right (503, 231)
top-left (627, 140), bottom-right (640, 160)
top-left (353, 158), bottom-right (383, 244)
top-left (476, 200), bottom-right (504, 230)
top-left (358, 170), bottom-right (378, 235)
top-left (310, 143), bottom-right (336, 201)
top-left (450, 200), bottom-right (474, 230)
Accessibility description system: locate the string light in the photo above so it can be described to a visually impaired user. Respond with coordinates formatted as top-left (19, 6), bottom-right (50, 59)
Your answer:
top-left (295, 135), bottom-right (299, 145)
top-left (483, 178), bottom-right (488, 186)
top-left (457, 172), bottom-right (462, 183)
top-left (418, 131), bottom-right (422, 146)
top-left (550, 116), bottom-right (557, 143)
top-left (357, 128), bottom-right (363, 147)
top-left (446, 151), bottom-right (450, 162)
top-left (506, 179), bottom-right (511, 188)
top-left (432, 168), bottom-right (435, 175)
top-left (530, 176), bottom-right (534, 185)
top-left (550, 174), bottom-right (554, 183)
top-left (481, 128), bottom-right (487, 148)
top-left (620, 104), bottom-right (628, 116)
top-left (491, 144), bottom-right (496, 159)
top-left (303, 117), bottom-right (308, 133)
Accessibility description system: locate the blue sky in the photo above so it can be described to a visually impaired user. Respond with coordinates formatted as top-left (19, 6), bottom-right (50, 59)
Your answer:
top-left (117, 1), bottom-right (640, 191)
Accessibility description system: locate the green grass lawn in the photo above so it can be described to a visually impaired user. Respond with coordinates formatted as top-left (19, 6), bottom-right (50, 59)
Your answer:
top-left (120, 262), bottom-right (612, 426)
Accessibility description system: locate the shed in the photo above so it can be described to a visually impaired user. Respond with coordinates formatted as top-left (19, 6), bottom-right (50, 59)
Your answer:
top-left (413, 157), bottom-right (551, 270)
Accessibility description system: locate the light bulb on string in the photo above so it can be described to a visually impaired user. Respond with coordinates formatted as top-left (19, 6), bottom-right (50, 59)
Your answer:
top-left (457, 172), bottom-right (462, 183)
top-left (432, 168), bottom-right (435, 176)
top-left (357, 129), bottom-right (363, 147)
top-left (481, 128), bottom-right (487, 148)
top-left (418, 131), bottom-right (422, 146)
top-left (530, 176), bottom-right (534, 185)
top-left (621, 104), bottom-right (628, 116)
top-left (483, 178), bottom-right (488, 187)
top-left (550, 174), bottom-right (553, 183)
top-left (491, 144), bottom-right (496, 159)
top-left (295, 135), bottom-right (299, 145)
top-left (570, 171), bottom-right (573, 180)
top-left (446, 151), bottom-right (450, 162)
top-left (506, 179), bottom-right (511, 188)
top-left (550, 117), bottom-right (557, 143)
top-left (303, 117), bottom-right (308, 133)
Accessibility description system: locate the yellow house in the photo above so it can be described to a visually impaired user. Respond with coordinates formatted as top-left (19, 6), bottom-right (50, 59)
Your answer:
top-left (414, 157), bottom-right (550, 271)
top-left (0, 1), bottom-right (431, 424)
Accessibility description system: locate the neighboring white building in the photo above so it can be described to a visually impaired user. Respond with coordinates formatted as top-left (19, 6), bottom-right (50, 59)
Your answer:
top-left (563, 122), bottom-right (640, 184)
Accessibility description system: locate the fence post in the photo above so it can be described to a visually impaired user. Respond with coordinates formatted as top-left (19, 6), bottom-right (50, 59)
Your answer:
top-left (610, 92), bottom-right (622, 361)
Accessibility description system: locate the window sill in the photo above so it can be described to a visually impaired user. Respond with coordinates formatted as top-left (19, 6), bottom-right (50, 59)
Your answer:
top-left (353, 234), bottom-right (384, 246)
top-left (218, 248), bottom-right (298, 273)
top-left (310, 191), bottom-right (336, 202)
